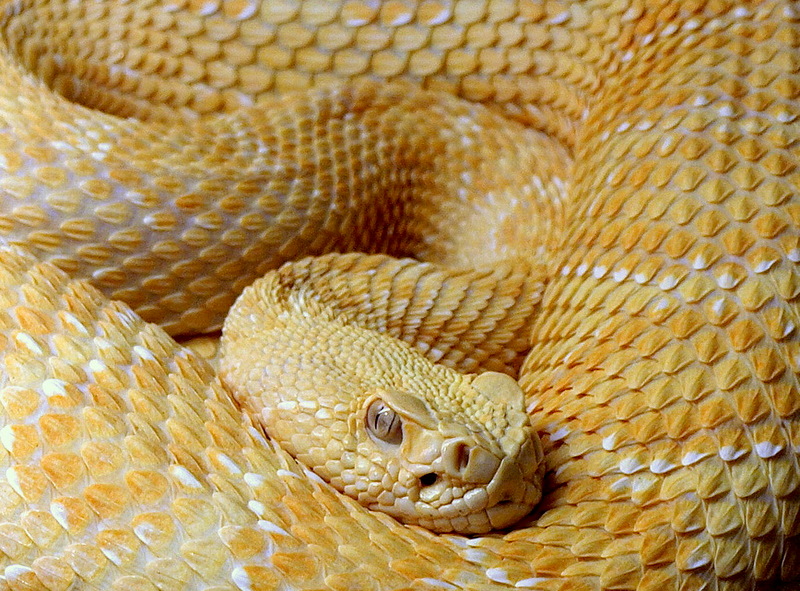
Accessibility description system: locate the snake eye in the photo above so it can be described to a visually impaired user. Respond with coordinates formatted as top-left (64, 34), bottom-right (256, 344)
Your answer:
top-left (366, 398), bottom-right (403, 445)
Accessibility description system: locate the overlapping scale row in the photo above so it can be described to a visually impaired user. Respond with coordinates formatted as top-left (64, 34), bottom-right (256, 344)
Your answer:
top-left (2, 0), bottom-right (609, 141)
top-left (0, 53), bottom-right (565, 334)
top-left (520, 2), bottom-right (800, 588)
top-left (0, 246), bottom-right (484, 590)
top-left (0, 0), bottom-right (797, 589)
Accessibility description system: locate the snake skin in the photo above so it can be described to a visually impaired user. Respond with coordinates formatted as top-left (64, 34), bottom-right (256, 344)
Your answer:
top-left (0, 0), bottom-right (799, 589)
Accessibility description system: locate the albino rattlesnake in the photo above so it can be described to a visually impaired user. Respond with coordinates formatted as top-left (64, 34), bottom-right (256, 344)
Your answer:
top-left (0, 0), bottom-right (798, 589)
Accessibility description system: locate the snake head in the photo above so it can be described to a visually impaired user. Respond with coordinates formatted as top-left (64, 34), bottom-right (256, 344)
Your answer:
top-left (352, 372), bottom-right (544, 534)
top-left (220, 270), bottom-right (544, 534)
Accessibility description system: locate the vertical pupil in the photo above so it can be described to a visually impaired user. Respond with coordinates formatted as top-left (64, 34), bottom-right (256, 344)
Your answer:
top-left (376, 407), bottom-right (395, 436)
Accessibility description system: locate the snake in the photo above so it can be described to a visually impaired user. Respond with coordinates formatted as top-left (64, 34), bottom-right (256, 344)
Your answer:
top-left (0, 0), bottom-right (798, 589)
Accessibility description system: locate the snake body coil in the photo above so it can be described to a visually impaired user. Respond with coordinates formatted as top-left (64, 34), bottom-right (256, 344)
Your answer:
top-left (0, 0), bottom-right (799, 590)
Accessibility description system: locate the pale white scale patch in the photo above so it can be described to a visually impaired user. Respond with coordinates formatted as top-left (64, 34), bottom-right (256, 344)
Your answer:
top-left (717, 273), bottom-right (736, 289)
top-left (228, 0), bottom-right (257, 20)
top-left (602, 433), bottom-right (617, 451)
top-left (692, 254), bottom-right (708, 270)
top-left (5, 467), bottom-right (25, 498)
top-left (14, 333), bottom-right (43, 356)
top-left (681, 451), bottom-right (708, 465)
top-left (486, 567), bottom-right (512, 584)
top-left (314, 407), bottom-right (332, 420)
top-left (244, 473), bottom-right (266, 488)
top-left (463, 548), bottom-right (489, 563)
top-left (659, 134), bottom-right (675, 152)
top-left (247, 500), bottom-right (266, 517)
top-left (429, 347), bottom-right (445, 361)
top-left (232, 567), bottom-right (255, 591)
top-left (42, 378), bottom-right (69, 398)
top-left (112, 308), bottom-right (139, 329)
top-left (531, 176), bottom-right (545, 195)
top-left (754, 258), bottom-right (778, 273)
top-left (88, 359), bottom-right (109, 375)
top-left (4, 566), bottom-right (34, 581)
top-left (618, 457), bottom-right (645, 474)
top-left (420, 3), bottom-right (451, 24)
top-left (257, 519), bottom-right (291, 537)
top-left (94, 337), bottom-right (117, 355)
top-left (661, 23), bottom-right (678, 37)
top-left (381, 6), bottom-right (412, 26)
top-left (659, 275), bottom-right (678, 290)
top-left (132, 345), bottom-right (156, 361)
top-left (719, 446), bottom-right (747, 462)
top-left (49, 141), bottom-right (78, 154)
top-left (133, 521), bottom-right (161, 546)
top-left (610, 476), bottom-right (630, 492)
top-left (685, 552), bottom-right (712, 570)
top-left (302, 467), bottom-right (326, 485)
top-left (653, 298), bottom-right (670, 312)
top-left (631, 475), bottom-right (658, 493)
top-left (0, 425), bottom-right (16, 452)
top-left (516, 578), bottom-right (549, 588)
top-left (754, 441), bottom-right (783, 459)
top-left (214, 452), bottom-right (242, 474)
top-left (247, 425), bottom-right (269, 446)
top-left (49, 500), bottom-right (71, 531)
top-left (682, 18), bottom-right (701, 31)
top-left (650, 458), bottom-right (677, 474)
top-left (169, 465), bottom-right (203, 489)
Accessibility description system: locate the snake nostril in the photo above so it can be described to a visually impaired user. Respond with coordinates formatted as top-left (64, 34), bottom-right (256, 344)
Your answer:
top-left (455, 442), bottom-right (470, 473)
top-left (419, 473), bottom-right (438, 487)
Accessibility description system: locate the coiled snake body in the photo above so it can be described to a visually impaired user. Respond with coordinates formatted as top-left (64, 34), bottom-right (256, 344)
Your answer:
top-left (0, 0), bottom-right (798, 589)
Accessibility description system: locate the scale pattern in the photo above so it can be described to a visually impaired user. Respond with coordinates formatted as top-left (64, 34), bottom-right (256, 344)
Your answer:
top-left (0, 0), bottom-right (798, 590)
